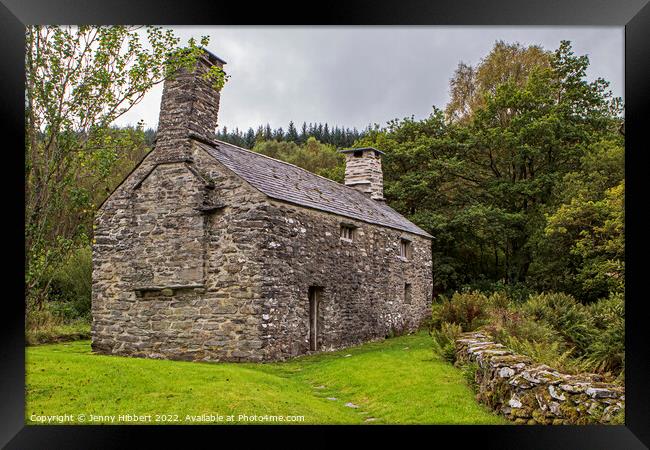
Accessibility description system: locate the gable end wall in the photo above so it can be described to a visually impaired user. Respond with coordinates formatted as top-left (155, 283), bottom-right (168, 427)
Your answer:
top-left (92, 142), bottom-right (271, 361)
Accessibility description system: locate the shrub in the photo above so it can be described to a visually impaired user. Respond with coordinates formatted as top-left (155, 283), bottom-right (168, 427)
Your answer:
top-left (461, 281), bottom-right (535, 304)
top-left (522, 292), bottom-right (595, 353)
top-left (488, 310), bottom-right (563, 347)
top-left (431, 322), bottom-right (463, 363)
top-left (501, 335), bottom-right (588, 374)
top-left (587, 292), bottom-right (624, 325)
top-left (432, 291), bottom-right (489, 331)
top-left (462, 362), bottom-right (480, 392)
top-left (429, 289), bottom-right (625, 379)
top-left (47, 245), bottom-right (93, 321)
top-left (583, 293), bottom-right (625, 375)
top-left (26, 300), bottom-right (63, 331)
top-left (486, 291), bottom-right (510, 309)
top-left (25, 318), bottom-right (91, 345)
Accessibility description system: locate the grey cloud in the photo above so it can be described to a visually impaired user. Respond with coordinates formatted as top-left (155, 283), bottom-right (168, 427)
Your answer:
top-left (114, 26), bottom-right (623, 132)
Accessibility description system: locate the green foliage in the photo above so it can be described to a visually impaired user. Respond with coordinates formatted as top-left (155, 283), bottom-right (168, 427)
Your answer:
top-left (540, 175), bottom-right (624, 302)
top-left (431, 289), bottom-right (625, 378)
top-left (522, 293), bottom-right (594, 353)
top-left (446, 41), bottom-right (552, 123)
top-left (431, 322), bottom-right (463, 363)
top-left (25, 26), bottom-right (218, 320)
top-left (487, 306), bottom-right (562, 346)
top-left (583, 293), bottom-right (625, 375)
top-left (502, 336), bottom-right (584, 374)
top-left (26, 319), bottom-right (90, 346)
top-left (432, 291), bottom-right (489, 331)
top-left (464, 280), bottom-right (536, 304)
top-left (461, 362), bottom-right (480, 393)
top-left (357, 40), bottom-right (622, 300)
top-left (217, 121), bottom-right (368, 149)
top-left (609, 409), bottom-right (625, 425)
top-left (252, 137), bottom-right (346, 182)
top-left (48, 245), bottom-right (93, 320)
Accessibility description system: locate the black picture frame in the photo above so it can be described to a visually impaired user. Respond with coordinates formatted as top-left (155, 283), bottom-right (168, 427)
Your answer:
top-left (2, 1), bottom-right (648, 447)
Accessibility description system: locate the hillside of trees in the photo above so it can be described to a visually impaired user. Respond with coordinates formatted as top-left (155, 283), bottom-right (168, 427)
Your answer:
top-left (213, 121), bottom-right (369, 149)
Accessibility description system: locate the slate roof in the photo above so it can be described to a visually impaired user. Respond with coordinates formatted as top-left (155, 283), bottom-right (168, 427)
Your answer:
top-left (198, 139), bottom-right (433, 239)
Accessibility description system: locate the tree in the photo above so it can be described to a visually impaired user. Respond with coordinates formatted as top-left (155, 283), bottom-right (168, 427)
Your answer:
top-left (286, 121), bottom-right (299, 143)
top-left (251, 137), bottom-right (345, 182)
top-left (531, 138), bottom-right (624, 302)
top-left (358, 41), bottom-right (622, 295)
top-left (244, 127), bottom-right (256, 148)
top-left (25, 25), bottom-right (227, 310)
top-left (445, 41), bottom-right (551, 123)
top-left (300, 122), bottom-right (308, 143)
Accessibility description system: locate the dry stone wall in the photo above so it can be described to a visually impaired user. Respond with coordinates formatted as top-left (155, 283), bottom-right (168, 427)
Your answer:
top-left (455, 332), bottom-right (625, 425)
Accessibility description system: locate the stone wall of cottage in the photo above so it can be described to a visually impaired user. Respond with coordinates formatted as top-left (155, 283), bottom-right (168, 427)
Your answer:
top-left (93, 140), bottom-right (433, 362)
top-left (255, 200), bottom-right (433, 359)
top-left (455, 332), bottom-right (625, 424)
top-left (92, 143), bottom-right (271, 361)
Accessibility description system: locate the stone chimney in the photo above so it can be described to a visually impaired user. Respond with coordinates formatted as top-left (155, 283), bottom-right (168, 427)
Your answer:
top-left (340, 147), bottom-right (385, 201)
top-left (155, 49), bottom-right (226, 157)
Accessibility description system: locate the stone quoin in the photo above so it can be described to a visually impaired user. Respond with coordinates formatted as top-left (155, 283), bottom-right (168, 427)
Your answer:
top-left (91, 49), bottom-right (434, 362)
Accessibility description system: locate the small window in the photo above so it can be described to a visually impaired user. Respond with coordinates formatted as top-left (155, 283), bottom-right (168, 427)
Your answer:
top-left (399, 239), bottom-right (412, 259)
top-left (353, 150), bottom-right (363, 158)
top-left (404, 283), bottom-right (412, 304)
top-left (340, 224), bottom-right (355, 241)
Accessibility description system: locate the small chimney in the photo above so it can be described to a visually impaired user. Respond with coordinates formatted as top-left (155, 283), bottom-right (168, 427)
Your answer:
top-left (340, 147), bottom-right (385, 201)
top-left (156, 49), bottom-right (226, 155)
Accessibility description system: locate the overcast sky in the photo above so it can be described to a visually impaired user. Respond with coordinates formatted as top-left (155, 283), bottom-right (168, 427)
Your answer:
top-left (114, 26), bottom-right (623, 132)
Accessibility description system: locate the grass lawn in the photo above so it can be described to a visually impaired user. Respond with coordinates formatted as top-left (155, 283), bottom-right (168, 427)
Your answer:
top-left (26, 331), bottom-right (507, 425)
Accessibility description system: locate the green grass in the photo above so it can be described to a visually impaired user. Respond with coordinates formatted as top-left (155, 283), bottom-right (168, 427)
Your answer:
top-left (26, 331), bottom-right (506, 425)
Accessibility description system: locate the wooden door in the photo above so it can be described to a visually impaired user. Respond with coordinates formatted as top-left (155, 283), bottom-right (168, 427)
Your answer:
top-left (309, 287), bottom-right (321, 351)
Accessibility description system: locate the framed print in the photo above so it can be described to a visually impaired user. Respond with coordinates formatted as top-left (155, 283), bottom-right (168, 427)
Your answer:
top-left (2, 0), bottom-right (649, 447)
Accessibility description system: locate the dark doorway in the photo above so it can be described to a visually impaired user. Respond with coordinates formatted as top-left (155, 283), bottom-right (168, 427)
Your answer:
top-left (308, 287), bottom-right (322, 351)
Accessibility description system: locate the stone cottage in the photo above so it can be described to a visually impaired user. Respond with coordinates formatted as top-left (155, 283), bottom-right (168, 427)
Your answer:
top-left (91, 49), bottom-right (433, 362)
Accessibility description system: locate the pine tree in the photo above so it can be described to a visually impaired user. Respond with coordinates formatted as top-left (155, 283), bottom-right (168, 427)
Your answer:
top-left (244, 127), bottom-right (256, 148)
top-left (287, 121), bottom-right (299, 143)
top-left (323, 123), bottom-right (330, 143)
top-left (300, 122), bottom-right (308, 144)
top-left (255, 125), bottom-right (265, 142)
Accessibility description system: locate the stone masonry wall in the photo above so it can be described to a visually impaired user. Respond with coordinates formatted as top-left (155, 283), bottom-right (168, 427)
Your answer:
top-left (455, 332), bottom-right (625, 424)
top-left (156, 53), bottom-right (223, 158)
top-left (343, 149), bottom-right (384, 200)
top-left (92, 143), bottom-right (270, 361)
top-left (255, 199), bottom-right (433, 360)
